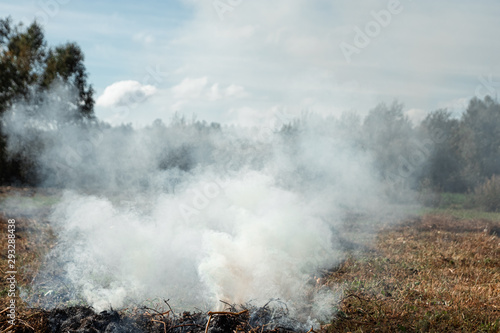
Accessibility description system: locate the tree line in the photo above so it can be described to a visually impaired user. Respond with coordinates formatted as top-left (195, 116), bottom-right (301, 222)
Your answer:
top-left (360, 97), bottom-right (500, 194)
top-left (1, 17), bottom-right (499, 199)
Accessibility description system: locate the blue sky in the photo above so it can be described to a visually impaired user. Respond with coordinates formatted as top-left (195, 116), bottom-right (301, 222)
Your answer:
top-left (2, 0), bottom-right (500, 126)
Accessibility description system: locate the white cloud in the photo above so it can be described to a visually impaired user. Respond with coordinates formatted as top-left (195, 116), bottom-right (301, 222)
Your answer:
top-left (208, 83), bottom-right (222, 101)
top-left (225, 84), bottom-right (247, 98)
top-left (152, 0), bottom-right (500, 125)
top-left (172, 77), bottom-right (247, 104)
top-left (172, 77), bottom-right (208, 99)
top-left (405, 108), bottom-right (428, 125)
top-left (14, 0), bottom-right (498, 125)
top-left (96, 80), bottom-right (157, 107)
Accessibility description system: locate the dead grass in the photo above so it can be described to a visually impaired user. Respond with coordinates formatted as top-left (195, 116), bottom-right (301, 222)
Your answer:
top-left (1, 187), bottom-right (500, 332)
top-left (0, 187), bottom-right (57, 332)
top-left (0, 214), bottom-right (56, 332)
top-left (328, 214), bottom-right (500, 332)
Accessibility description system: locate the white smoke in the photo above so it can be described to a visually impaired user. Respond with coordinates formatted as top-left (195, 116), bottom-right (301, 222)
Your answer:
top-left (3, 87), bottom-right (402, 322)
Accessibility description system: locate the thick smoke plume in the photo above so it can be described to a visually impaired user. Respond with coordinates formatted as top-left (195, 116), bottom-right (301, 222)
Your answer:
top-left (2, 87), bottom-right (408, 323)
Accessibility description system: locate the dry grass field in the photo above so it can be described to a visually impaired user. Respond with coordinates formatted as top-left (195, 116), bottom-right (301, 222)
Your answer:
top-left (1, 187), bottom-right (499, 332)
top-left (328, 214), bottom-right (500, 332)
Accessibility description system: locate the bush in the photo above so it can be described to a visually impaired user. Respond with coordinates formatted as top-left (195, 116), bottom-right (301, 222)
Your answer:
top-left (473, 175), bottom-right (500, 211)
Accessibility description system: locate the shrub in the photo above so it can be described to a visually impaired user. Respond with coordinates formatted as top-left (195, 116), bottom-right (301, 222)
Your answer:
top-left (473, 175), bottom-right (500, 211)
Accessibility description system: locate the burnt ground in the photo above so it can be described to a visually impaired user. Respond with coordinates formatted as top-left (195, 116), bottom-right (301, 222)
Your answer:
top-left (4, 304), bottom-right (313, 332)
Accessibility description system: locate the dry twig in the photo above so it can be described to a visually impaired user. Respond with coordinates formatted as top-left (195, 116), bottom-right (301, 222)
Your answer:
top-left (207, 310), bottom-right (249, 316)
top-left (151, 319), bottom-right (167, 333)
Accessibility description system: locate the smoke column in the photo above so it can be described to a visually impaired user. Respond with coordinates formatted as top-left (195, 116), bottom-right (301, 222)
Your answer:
top-left (2, 87), bottom-right (405, 322)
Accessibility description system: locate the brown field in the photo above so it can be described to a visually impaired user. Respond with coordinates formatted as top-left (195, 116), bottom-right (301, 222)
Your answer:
top-left (327, 215), bottom-right (500, 332)
top-left (1, 187), bottom-right (499, 332)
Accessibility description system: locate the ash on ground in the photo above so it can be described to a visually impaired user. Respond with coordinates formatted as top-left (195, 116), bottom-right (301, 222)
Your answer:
top-left (16, 300), bottom-right (324, 332)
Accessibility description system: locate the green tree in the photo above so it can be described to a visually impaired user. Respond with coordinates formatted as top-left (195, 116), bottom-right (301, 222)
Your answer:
top-left (0, 17), bottom-right (94, 184)
top-left (458, 96), bottom-right (500, 188)
top-left (418, 109), bottom-right (464, 192)
top-left (362, 101), bottom-right (415, 184)
top-left (0, 17), bottom-right (46, 113)
top-left (41, 43), bottom-right (94, 116)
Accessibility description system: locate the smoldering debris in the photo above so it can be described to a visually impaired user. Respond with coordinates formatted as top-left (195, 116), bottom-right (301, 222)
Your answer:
top-left (22, 301), bottom-right (322, 333)
top-left (46, 306), bottom-right (138, 333)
